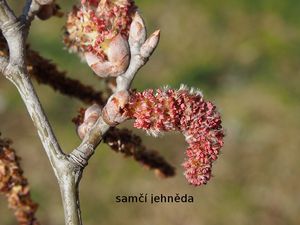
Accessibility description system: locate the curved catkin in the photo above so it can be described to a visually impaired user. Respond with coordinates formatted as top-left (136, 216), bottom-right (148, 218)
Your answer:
top-left (124, 86), bottom-right (224, 186)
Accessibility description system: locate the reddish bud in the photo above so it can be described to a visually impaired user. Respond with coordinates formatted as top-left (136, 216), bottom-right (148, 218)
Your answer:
top-left (102, 91), bottom-right (129, 126)
top-left (85, 34), bottom-right (130, 77)
top-left (77, 104), bottom-right (102, 139)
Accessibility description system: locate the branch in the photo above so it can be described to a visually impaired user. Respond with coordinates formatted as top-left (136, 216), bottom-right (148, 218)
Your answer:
top-left (0, 2), bottom-right (162, 225)
top-left (68, 12), bottom-right (161, 168)
top-left (26, 46), bottom-right (175, 177)
top-left (0, 5), bottom-right (82, 224)
top-left (3, 62), bottom-right (70, 170)
top-left (2, 63), bottom-right (83, 225)
top-left (0, 34), bottom-right (105, 105)
top-left (0, 0), bottom-right (16, 27)
top-left (22, 41), bottom-right (174, 178)
top-left (116, 13), bottom-right (160, 92)
top-left (72, 108), bottom-right (175, 177)
top-left (69, 117), bottom-right (110, 168)
top-left (0, 47), bottom-right (65, 164)
top-left (0, 0), bottom-right (24, 67)
top-left (2, 30), bottom-right (173, 180)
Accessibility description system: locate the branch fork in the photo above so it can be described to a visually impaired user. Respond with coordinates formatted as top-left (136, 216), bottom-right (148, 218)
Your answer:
top-left (0, 1), bottom-right (160, 224)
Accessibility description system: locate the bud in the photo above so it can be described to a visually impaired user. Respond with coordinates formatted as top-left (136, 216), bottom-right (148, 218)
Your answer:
top-left (85, 34), bottom-right (130, 77)
top-left (64, 0), bottom-right (137, 77)
top-left (77, 104), bottom-right (101, 139)
top-left (102, 90), bottom-right (129, 126)
top-left (140, 30), bottom-right (160, 58)
top-left (129, 12), bottom-right (147, 48)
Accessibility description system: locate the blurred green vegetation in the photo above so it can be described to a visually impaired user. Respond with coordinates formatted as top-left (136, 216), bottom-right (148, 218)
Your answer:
top-left (1, 0), bottom-right (300, 224)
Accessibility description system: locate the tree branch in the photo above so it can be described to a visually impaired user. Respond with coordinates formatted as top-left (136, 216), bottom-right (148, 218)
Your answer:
top-left (116, 13), bottom-right (160, 92)
top-left (115, 31), bottom-right (160, 90)
top-left (58, 165), bottom-right (83, 225)
top-left (0, 0), bottom-right (24, 66)
top-left (2, 31), bottom-right (174, 179)
top-left (69, 14), bottom-right (161, 169)
top-left (4, 65), bottom-right (65, 164)
top-left (3, 61), bottom-right (83, 225)
top-left (69, 117), bottom-right (110, 168)
top-left (1, 62), bottom-right (83, 225)
top-left (0, 3), bottom-right (84, 224)
top-left (1, 33), bottom-right (106, 105)
top-left (0, 0), bottom-right (16, 26)
top-left (0, 2), bottom-right (161, 225)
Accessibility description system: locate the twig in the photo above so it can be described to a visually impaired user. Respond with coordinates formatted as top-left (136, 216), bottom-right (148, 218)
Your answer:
top-left (2, 32), bottom-right (174, 179)
top-left (69, 12), bottom-right (160, 168)
top-left (72, 109), bottom-right (175, 177)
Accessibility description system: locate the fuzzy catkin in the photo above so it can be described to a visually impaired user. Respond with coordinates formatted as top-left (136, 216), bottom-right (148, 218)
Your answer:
top-left (124, 86), bottom-right (224, 186)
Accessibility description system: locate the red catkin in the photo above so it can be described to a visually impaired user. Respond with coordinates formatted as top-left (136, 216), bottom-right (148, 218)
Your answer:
top-left (124, 86), bottom-right (224, 186)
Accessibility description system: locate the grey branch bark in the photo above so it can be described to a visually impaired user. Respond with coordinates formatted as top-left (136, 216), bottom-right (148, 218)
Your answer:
top-left (0, 1), bottom-right (160, 225)
top-left (69, 117), bottom-right (110, 168)
top-left (0, 1), bottom-right (85, 224)
top-left (0, 0), bottom-right (16, 24)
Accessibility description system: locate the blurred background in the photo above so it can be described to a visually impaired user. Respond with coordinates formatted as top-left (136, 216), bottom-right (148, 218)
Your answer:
top-left (1, 0), bottom-right (300, 224)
